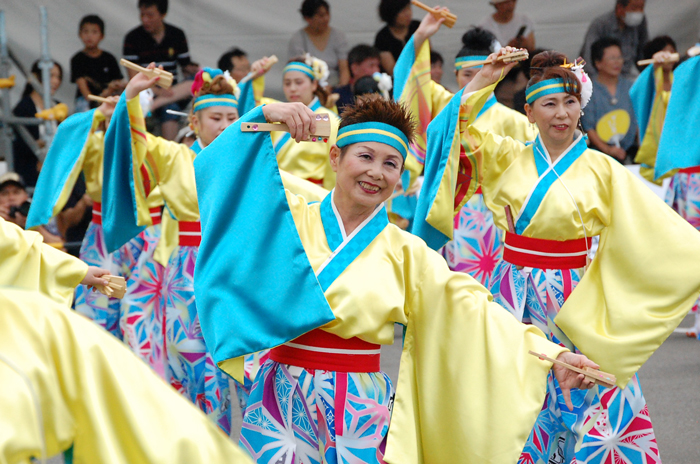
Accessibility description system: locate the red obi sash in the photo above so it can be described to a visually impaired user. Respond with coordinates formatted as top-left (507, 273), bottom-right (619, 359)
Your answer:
top-left (91, 203), bottom-right (161, 226)
top-left (679, 166), bottom-right (700, 174)
top-left (269, 328), bottom-right (381, 373)
top-left (503, 232), bottom-right (592, 269)
top-left (178, 221), bottom-right (201, 246)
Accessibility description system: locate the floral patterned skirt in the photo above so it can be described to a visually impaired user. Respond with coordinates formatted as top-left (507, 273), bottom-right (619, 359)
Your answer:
top-left (240, 360), bottom-right (393, 464)
top-left (491, 263), bottom-right (661, 464)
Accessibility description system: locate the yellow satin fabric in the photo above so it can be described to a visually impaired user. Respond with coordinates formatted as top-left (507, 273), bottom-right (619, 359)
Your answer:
top-left (0, 288), bottom-right (252, 464)
top-left (266, 190), bottom-right (566, 464)
top-left (458, 84), bottom-right (700, 386)
top-left (0, 218), bottom-right (87, 306)
top-left (635, 66), bottom-right (673, 184)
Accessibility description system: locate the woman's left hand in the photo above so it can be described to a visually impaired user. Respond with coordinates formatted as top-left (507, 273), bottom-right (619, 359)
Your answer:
top-left (552, 351), bottom-right (600, 411)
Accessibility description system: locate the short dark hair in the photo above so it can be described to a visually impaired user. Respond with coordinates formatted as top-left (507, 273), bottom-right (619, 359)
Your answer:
top-left (79, 15), bottom-right (104, 35)
top-left (339, 95), bottom-right (415, 145)
top-left (430, 50), bottom-right (444, 65)
top-left (300, 0), bottom-right (329, 18)
top-left (642, 35), bottom-right (677, 59)
top-left (616, 0), bottom-right (632, 7)
top-left (138, 0), bottom-right (168, 15)
top-left (217, 48), bottom-right (247, 73)
top-left (378, 0), bottom-right (411, 26)
top-left (591, 36), bottom-right (622, 69)
top-left (348, 44), bottom-right (381, 67)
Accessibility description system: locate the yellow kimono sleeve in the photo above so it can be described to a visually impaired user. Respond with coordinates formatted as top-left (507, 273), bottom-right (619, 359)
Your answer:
top-left (0, 288), bottom-right (252, 464)
top-left (126, 97), bottom-right (198, 223)
top-left (422, 84), bottom-right (524, 241)
top-left (0, 218), bottom-right (87, 306)
top-left (154, 210), bottom-right (179, 267)
top-left (634, 67), bottom-right (673, 184)
top-left (280, 169), bottom-right (329, 202)
top-left (399, 37), bottom-right (454, 166)
top-left (385, 245), bottom-right (567, 464)
top-left (51, 110), bottom-right (106, 216)
top-left (555, 164), bottom-right (700, 387)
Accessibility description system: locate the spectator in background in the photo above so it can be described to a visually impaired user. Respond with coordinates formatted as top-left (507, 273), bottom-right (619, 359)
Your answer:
top-left (478, 0), bottom-right (535, 51)
top-left (582, 37), bottom-right (639, 164)
top-left (430, 49), bottom-right (444, 85)
top-left (217, 48), bottom-right (250, 83)
top-left (123, 0), bottom-right (198, 140)
top-left (70, 15), bottom-right (124, 113)
top-left (0, 172), bottom-right (63, 246)
top-left (580, 0), bottom-right (648, 77)
top-left (288, 0), bottom-right (349, 87)
top-left (333, 44), bottom-right (381, 113)
top-left (374, 0), bottom-right (420, 75)
top-left (12, 60), bottom-right (63, 188)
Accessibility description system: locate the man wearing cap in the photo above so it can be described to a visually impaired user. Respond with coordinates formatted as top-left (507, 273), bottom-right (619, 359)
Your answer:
top-left (580, 0), bottom-right (649, 77)
top-left (0, 172), bottom-right (63, 245)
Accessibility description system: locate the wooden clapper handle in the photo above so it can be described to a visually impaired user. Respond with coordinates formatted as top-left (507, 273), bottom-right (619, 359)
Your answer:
top-left (529, 351), bottom-right (617, 388)
top-left (411, 0), bottom-right (456, 28)
top-left (465, 49), bottom-right (530, 68)
top-left (241, 113), bottom-right (332, 141)
top-left (238, 55), bottom-right (279, 85)
top-left (120, 58), bottom-right (174, 89)
top-left (636, 53), bottom-right (680, 67)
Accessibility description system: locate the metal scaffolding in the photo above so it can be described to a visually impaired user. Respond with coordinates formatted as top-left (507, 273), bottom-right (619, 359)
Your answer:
top-left (0, 6), bottom-right (57, 170)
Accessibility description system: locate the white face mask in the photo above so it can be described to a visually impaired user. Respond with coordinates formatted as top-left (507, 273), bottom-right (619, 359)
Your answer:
top-left (623, 11), bottom-right (644, 27)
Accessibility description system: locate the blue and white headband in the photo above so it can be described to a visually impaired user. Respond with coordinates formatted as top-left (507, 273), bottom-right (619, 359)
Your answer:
top-left (335, 122), bottom-right (410, 159)
top-left (455, 55), bottom-right (489, 70)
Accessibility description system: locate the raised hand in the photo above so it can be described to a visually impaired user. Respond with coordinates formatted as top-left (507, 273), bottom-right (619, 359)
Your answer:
top-left (413, 6), bottom-right (448, 48)
top-left (125, 62), bottom-right (163, 100)
top-left (261, 102), bottom-right (317, 143)
top-left (96, 96), bottom-right (120, 119)
top-left (552, 351), bottom-right (600, 411)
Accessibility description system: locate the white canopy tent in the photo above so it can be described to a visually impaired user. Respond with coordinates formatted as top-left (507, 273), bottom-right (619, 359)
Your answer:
top-left (1, 0), bottom-right (698, 109)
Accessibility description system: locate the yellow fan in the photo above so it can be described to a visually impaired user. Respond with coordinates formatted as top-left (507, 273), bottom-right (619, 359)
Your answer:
top-left (596, 109), bottom-right (631, 146)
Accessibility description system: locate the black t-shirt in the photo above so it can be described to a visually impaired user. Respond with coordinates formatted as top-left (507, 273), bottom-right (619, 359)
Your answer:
top-left (70, 50), bottom-right (123, 100)
top-left (12, 95), bottom-right (41, 187)
top-left (374, 20), bottom-right (421, 65)
top-left (123, 23), bottom-right (191, 83)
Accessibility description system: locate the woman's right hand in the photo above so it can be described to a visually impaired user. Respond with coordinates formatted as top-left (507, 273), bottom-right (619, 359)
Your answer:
top-left (96, 96), bottom-right (120, 119)
top-left (652, 50), bottom-right (675, 72)
top-left (474, 47), bottom-right (520, 88)
top-left (413, 6), bottom-right (448, 47)
top-left (125, 62), bottom-right (162, 100)
top-left (262, 102), bottom-right (317, 143)
top-left (250, 56), bottom-right (274, 79)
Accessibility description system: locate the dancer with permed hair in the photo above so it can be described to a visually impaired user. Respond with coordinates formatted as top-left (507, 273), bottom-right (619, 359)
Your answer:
top-left (193, 95), bottom-right (598, 464)
top-left (425, 44), bottom-right (700, 462)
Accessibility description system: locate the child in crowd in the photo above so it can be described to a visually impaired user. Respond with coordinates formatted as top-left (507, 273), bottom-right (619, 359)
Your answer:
top-left (71, 15), bottom-right (124, 112)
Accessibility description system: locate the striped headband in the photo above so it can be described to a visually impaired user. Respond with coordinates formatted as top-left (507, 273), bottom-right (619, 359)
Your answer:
top-left (193, 93), bottom-right (239, 112)
top-left (455, 55), bottom-right (489, 70)
top-left (336, 122), bottom-right (409, 159)
top-left (283, 62), bottom-right (316, 81)
top-left (525, 78), bottom-right (577, 105)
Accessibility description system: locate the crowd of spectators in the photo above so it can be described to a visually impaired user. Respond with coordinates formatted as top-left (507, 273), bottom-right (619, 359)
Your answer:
top-left (6, 0), bottom-right (699, 247)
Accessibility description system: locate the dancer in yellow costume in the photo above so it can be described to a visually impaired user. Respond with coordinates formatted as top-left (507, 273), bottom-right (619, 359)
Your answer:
top-left (248, 54), bottom-right (340, 189)
top-left (193, 96), bottom-right (598, 464)
top-left (426, 45), bottom-right (700, 463)
top-left (0, 287), bottom-right (253, 464)
top-left (1, 216), bottom-right (108, 306)
top-left (395, 10), bottom-right (536, 288)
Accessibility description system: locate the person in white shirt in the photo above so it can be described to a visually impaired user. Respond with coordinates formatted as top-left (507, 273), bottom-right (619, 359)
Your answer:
top-left (478, 0), bottom-right (535, 51)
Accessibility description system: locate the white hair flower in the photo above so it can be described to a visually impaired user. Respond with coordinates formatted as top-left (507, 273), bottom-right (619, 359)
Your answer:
top-left (372, 72), bottom-right (393, 99)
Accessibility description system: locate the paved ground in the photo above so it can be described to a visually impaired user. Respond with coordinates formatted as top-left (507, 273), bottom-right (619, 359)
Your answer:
top-left (49, 316), bottom-right (699, 463)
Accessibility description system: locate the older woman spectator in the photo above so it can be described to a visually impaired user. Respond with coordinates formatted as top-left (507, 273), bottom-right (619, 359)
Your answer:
top-left (288, 0), bottom-right (350, 87)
